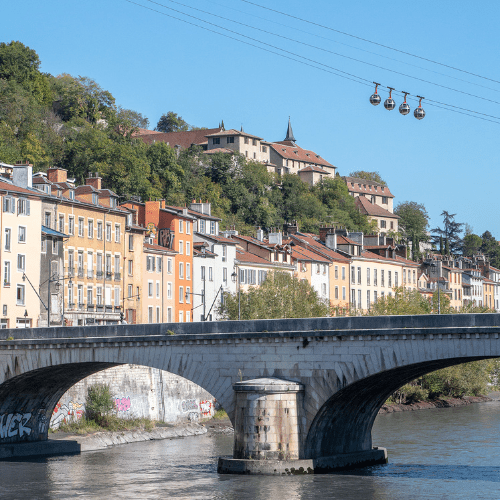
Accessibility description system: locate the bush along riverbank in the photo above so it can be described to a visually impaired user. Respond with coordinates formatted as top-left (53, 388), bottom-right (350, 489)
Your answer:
top-left (379, 395), bottom-right (492, 414)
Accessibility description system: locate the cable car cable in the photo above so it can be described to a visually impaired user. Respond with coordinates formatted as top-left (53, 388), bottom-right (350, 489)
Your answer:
top-left (240, 0), bottom-right (500, 85)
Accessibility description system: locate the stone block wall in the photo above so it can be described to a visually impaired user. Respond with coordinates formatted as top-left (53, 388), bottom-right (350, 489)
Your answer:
top-left (50, 365), bottom-right (215, 429)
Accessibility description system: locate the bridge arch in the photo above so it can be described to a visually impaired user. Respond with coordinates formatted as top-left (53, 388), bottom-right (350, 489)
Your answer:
top-left (304, 355), bottom-right (493, 459)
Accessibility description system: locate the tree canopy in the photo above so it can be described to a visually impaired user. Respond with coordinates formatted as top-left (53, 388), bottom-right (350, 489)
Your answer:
top-left (431, 211), bottom-right (464, 255)
top-left (348, 170), bottom-right (386, 185)
top-left (155, 111), bottom-right (189, 132)
top-left (395, 201), bottom-right (429, 260)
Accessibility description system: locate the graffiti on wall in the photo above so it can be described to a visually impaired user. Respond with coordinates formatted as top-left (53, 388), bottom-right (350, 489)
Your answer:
top-left (200, 400), bottom-right (212, 418)
top-left (50, 401), bottom-right (84, 429)
top-left (0, 412), bottom-right (32, 439)
top-left (114, 397), bottom-right (131, 412)
top-left (181, 399), bottom-right (198, 412)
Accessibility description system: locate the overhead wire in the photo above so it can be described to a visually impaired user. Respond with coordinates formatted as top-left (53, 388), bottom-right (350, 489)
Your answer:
top-left (123, 0), bottom-right (500, 124)
top-left (147, 0), bottom-right (500, 106)
top-left (241, 0), bottom-right (500, 85)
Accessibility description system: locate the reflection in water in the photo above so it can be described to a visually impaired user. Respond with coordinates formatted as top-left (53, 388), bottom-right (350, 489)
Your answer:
top-left (0, 402), bottom-right (500, 499)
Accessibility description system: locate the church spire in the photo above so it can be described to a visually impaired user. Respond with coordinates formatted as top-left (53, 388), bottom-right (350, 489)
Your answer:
top-left (284, 116), bottom-right (295, 142)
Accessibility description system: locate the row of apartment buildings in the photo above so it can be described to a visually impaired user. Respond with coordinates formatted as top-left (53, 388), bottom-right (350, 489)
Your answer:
top-left (0, 161), bottom-right (497, 329)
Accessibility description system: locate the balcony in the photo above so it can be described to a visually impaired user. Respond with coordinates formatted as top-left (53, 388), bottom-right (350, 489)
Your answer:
top-left (87, 270), bottom-right (94, 279)
top-left (105, 271), bottom-right (112, 281)
top-left (66, 267), bottom-right (75, 277)
top-left (87, 304), bottom-right (95, 311)
top-left (105, 305), bottom-right (113, 313)
top-left (77, 268), bottom-right (84, 278)
top-left (114, 305), bottom-right (122, 312)
top-left (96, 271), bottom-right (103, 279)
top-left (68, 302), bottom-right (75, 310)
top-left (114, 272), bottom-right (121, 281)
top-left (96, 304), bottom-right (104, 312)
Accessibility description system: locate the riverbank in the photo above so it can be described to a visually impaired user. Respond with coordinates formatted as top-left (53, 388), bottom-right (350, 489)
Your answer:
top-left (378, 395), bottom-right (492, 414)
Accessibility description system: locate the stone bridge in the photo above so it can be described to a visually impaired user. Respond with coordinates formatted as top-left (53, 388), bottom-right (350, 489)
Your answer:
top-left (0, 314), bottom-right (499, 472)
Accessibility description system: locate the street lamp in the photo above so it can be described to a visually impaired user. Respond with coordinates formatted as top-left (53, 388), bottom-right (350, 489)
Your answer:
top-left (231, 269), bottom-right (240, 321)
top-left (429, 262), bottom-right (441, 314)
top-left (186, 289), bottom-right (205, 321)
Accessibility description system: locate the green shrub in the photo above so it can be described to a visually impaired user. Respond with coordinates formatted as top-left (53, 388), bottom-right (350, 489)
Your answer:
top-left (85, 384), bottom-right (115, 425)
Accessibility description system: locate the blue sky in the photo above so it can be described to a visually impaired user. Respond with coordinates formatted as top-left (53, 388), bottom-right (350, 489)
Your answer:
top-left (4, 0), bottom-right (500, 238)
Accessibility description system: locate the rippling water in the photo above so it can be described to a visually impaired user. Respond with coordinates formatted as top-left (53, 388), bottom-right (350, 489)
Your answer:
top-left (2, 401), bottom-right (500, 499)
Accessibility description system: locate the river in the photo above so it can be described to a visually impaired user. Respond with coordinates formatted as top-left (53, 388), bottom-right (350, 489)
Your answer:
top-left (1, 401), bottom-right (500, 499)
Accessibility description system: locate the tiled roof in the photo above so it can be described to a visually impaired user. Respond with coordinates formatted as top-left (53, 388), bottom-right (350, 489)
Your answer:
top-left (336, 235), bottom-right (360, 246)
top-left (144, 243), bottom-right (177, 253)
top-left (297, 165), bottom-right (330, 174)
top-left (269, 143), bottom-right (333, 168)
top-left (0, 180), bottom-right (41, 196)
top-left (203, 148), bottom-right (234, 154)
top-left (196, 233), bottom-right (237, 245)
top-left (235, 248), bottom-right (272, 265)
top-left (135, 127), bottom-right (222, 149)
top-left (395, 256), bottom-right (420, 267)
top-left (205, 129), bottom-right (263, 140)
top-left (165, 205), bottom-right (221, 221)
top-left (355, 196), bottom-right (400, 218)
top-left (290, 233), bottom-right (350, 262)
top-left (292, 246), bottom-right (330, 264)
top-left (41, 225), bottom-right (69, 238)
top-left (343, 176), bottom-right (395, 198)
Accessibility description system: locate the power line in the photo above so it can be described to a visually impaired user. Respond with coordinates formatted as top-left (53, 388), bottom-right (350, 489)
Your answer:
top-left (154, 0), bottom-right (500, 106)
top-left (241, 0), bottom-right (500, 85)
top-left (123, 0), bottom-right (500, 124)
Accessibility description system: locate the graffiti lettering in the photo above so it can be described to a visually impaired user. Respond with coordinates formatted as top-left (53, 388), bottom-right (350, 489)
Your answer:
top-left (50, 401), bottom-right (84, 429)
top-left (0, 413), bottom-right (32, 439)
top-left (158, 228), bottom-right (174, 249)
top-left (181, 399), bottom-right (198, 412)
top-left (200, 400), bottom-right (212, 418)
top-left (114, 397), bottom-right (131, 412)
top-left (188, 412), bottom-right (199, 422)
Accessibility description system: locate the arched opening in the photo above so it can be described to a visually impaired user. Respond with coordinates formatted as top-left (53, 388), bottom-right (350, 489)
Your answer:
top-left (305, 356), bottom-right (492, 459)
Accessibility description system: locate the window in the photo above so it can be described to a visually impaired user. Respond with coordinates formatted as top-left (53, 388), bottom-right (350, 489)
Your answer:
top-left (335, 286), bottom-right (339, 299)
top-left (179, 286), bottom-right (184, 303)
top-left (92, 193), bottom-right (98, 205)
top-left (262, 146), bottom-right (267, 153)
top-left (52, 239), bottom-right (58, 254)
top-left (3, 196), bottom-right (14, 213)
top-left (179, 220), bottom-right (183, 233)
top-left (253, 152), bottom-right (256, 159)
top-left (4, 228), bottom-right (11, 251)
top-left (87, 219), bottom-right (93, 238)
top-left (316, 264), bottom-right (321, 274)
top-left (367, 291), bottom-right (371, 309)
top-left (128, 260), bottom-right (133, 275)
top-left (395, 272), bottom-right (399, 287)
top-left (403, 269), bottom-right (407, 283)
top-left (335, 265), bottom-right (338, 279)
top-left (413, 270), bottom-right (416, 284)
top-left (186, 242), bottom-right (190, 256)
top-left (388, 271), bottom-right (392, 288)
top-left (87, 287), bottom-right (93, 305)
top-left (201, 266), bottom-right (206, 281)
top-left (156, 281), bottom-right (160, 298)
top-left (41, 237), bottom-right (46, 253)
top-left (97, 221), bottom-right (103, 240)
top-left (17, 198), bottom-right (30, 215)
top-left (374, 268), bottom-right (378, 286)
top-left (248, 270), bottom-right (257, 285)
top-left (381, 270), bottom-right (385, 287)
top-left (78, 251), bottom-right (84, 276)
top-left (148, 281), bottom-right (153, 297)
top-left (322, 283), bottom-right (327, 296)
top-left (156, 306), bottom-right (160, 323)
top-left (186, 221), bottom-right (191, 234)
top-left (179, 310), bottom-right (184, 322)
top-left (179, 262), bottom-right (184, 279)
top-left (186, 263), bottom-right (191, 280)
top-left (185, 286), bottom-right (190, 303)
top-left (252, 138), bottom-right (257, 146)
top-left (96, 287), bottom-right (102, 305)
top-left (128, 234), bottom-right (134, 251)
top-left (239, 269), bottom-right (246, 284)
top-left (227, 136), bottom-right (234, 143)
top-left (351, 266), bottom-right (355, 283)
top-left (106, 224), bottom-right (111, 242)
top-left (367, 268), bottom-right (371, 286)
top-left (96, 253), bottom-right (102, 276)
top-left (59, 215), bottom-right (64, 233)
top-left (209, 267), bottom-right (213, 281)
top-left (210, 221), bottom-right (216, 235)
top-left (167, 282), bottom-right (172, 299)
top-left (17, 284), bottom-right (25, 305)
top-left (127, 284), bottom-right (133, 299)
top-left (44, 212), bottom-right (51, 228)
top-left (199, 220), bottom-right (205, 233)
top-left (148, 306), bottom-right (153, 324)
top-left (374, 291), bottom-right (378, 303)
top-left (222, 245), bottom-right (227, 262)
top-left (179, 240), bottom-right (183, 255)
top-left (357, 267), bottom-right (361, 284)
top-left (18, 226), bottom-right (26, 243)
top-left (342, 287), bottom-right (346, 301)
top-left (380, 220), bottom-right (386, 229)
top-left (213, 137), bottom-right (220, 145)
top-left (342, 266), bottom-right (345, 280)
top-left (114, 255), bottom-right (120, 276)
top-left (223, 267), bottom-right (227, 284)
top-left (115, 287), bottom-right (120, 307)
top-left (4, 261), bottom-right (11, 286)
top-left (78, 217), bottom-right (84, 237)
top-left (68, 217), bottom-right (74, 235)
top-left (358, 290), bottom-right (362, 309)
top-left (77, 285), bottom-right (83, 307)
top-left (105, 254), bottom-right (111, 276)
top-left (115, 225), bottom-right (120, 243)
top-left (323, 265), bottom-right (327, 275)
top-left (390, 221), bottom-right (394, 230)
top-left (382, 196), bottom-right (388, 204)
top-left (147, 256), bottom-right (155, 272)
top-left (258, 270), bottom-right (267, 284)
top-left (167, 258), bottom-right (172, 274)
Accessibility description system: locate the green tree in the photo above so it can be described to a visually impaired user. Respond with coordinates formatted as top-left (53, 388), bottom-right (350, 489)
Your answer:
top-left (462, 233), bottom-right (482, 256)
top-left (348, 170), bottom-right (386, 185)
top-left (395, 201), bottom-right (429, 260)
top-left (219, 271), bottom-right (330, 320)
top-left (431, 211), bottom-right (463, 255)
top-left (145, 141), bottom-right (184, 198)
top-left (480, 231), bottom-right (500, 268)
top-left (155, 111), bottom-right (189, 132)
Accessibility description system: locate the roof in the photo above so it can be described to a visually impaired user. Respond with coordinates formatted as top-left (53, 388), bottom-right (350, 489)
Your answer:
top-left (292, 246), bottom-right (330, 264)
top-left (135, 127), bottom-right (222, 149)
top-left (235, 248), bottom-right (294, 269)
top-left (203, 148), bottom-right (234, 154)
top-left (284, 117), bottom-right (295, 142)
top-left (165, 205), bottom-right (221, 221)
top-left (355, 196), bottom-right (400, 218)
top-left (336, 235), bottom-right (360, 246)
top-left (343, 176), bottom-right (394, 198)
top-left (297, 165), bottom-right (330, 175)
top-left (395, 256), bottom-right (421, 267)
top-left (290, 233), bottom-right (350, 262)
top-left (143, 243), bottom-right (177, 254)
top-left (205, 129), bottom-right (263, 141)
top-left (195, 233), bottom-right (237, 245)
top-left (41, 225), bottom-right (69, 238)
top-left (0, 180), bottom-right (41, 196)
top-left (269, 143), bottom-right (333, 168)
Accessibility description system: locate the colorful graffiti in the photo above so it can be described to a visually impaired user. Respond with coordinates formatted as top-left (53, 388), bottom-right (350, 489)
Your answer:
top-left (200, 400), bottom-right (212, 418)
top-left (50, 400), bottom-right (84, 428)
top-left (181, 399), bottom-right (198, 412)
top-left (114, 397), bottom-right (131, 412)
top-left (0, 412), bottom-right (32, 439)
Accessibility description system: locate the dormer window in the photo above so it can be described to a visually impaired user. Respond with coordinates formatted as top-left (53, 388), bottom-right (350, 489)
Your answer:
top-left (127, 213), bottom-right (132, 226)
top-left (110, 197), bottom-right (116, 208)
top-left (92, 193), bottom-right (99, 204)
top-left (69, 190), bottom-right (75, 200)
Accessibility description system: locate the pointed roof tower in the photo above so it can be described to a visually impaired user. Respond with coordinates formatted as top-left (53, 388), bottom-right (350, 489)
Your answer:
top-left (284, 116), bottom-right (296, 142)
top-left (221, 119), bottom-right (225, 131)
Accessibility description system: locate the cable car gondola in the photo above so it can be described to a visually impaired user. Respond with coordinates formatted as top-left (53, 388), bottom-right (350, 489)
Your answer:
top-left (399, 91), bottom-right (411, 115)
top-left (384, 87), bottom-right (396, 110)
top-left (414, 96), bottom-right (425, 120)
top-left (370, 82), bottom-right (382, 106)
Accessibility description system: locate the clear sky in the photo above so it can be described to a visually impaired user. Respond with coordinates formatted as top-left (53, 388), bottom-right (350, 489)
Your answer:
top-left (3, 0), bottom-right (500, 238)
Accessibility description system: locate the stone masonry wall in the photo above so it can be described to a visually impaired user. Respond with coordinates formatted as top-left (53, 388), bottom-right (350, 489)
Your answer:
top-left (50, 365), bottom-right (215, 429)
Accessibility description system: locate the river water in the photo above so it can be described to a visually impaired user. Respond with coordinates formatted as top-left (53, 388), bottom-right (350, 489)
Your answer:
top-left (1, 401), bottom-right (500, 499)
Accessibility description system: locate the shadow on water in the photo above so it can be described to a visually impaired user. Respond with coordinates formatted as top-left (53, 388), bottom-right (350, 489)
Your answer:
top-left (335, 462), bottom-right (500, 482)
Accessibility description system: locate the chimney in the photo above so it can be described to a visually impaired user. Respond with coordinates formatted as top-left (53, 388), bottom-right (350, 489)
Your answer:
top-left (47, 167), bottom-right (68, 183)
top-left (202, 201), bottom-right (211, 215)
top-left (283, 221), bottom-right (298, 235)
top-left (13, 161), bottom-right (33, 188)
top-left (86, 172), bottom-right (102, 190)
top-left (189, 200), bottom-right (203, 214)
top-left (268, 229), bottom-right (282, 245)
top-left (325, 232), bottom-right (337, 250)
top-left (347, 232), bottom-right (364, 251)
top-left (256, 227), bottom-right (264, 241)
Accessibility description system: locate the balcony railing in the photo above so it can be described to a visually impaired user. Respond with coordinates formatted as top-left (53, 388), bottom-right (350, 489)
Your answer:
top-left (77, 268), bottom-right (84, 278)
top-left (114, 272), bottom-right (121, 281)
top-left (87, 270), bottom-right (94, 279)
top-left (66, 267), bottom-right (75, 277)
top-left (87, 304), bottom-right (95, 311)
top-left (96, 271), bottom-right (103, 279)
top-left (96, 304), bottom-right (104, 312)
top-left (105, 271), bottom-right (112, 281)
top-left (105, 305), bottom-right (113, 312)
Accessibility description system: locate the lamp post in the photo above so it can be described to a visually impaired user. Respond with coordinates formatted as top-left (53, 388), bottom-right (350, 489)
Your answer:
top-left (429, 262), bottom-right (441, 314)
top-left (231, 268), bottom-right (240, 320)
top-left (186, 289), bottom-right (205, 321)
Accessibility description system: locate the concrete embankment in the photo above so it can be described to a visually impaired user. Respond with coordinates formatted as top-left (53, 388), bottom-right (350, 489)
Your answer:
top-left (0, 423), bottom-right (207, 460)
top-left (379, 395), bottom-right (492, 414)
